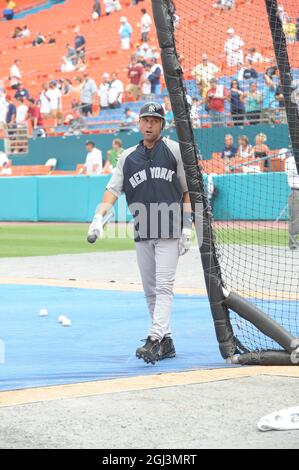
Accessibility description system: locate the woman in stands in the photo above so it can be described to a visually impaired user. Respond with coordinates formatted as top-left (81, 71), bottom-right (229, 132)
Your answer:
top-left (230, 79), bottom-right (245, 126)
top-left (245, 81), bottom-right (262, 125)
top-left (236, 135), bottom-right (252, 160)
top-left (251, 132), bottom-right (270, 170)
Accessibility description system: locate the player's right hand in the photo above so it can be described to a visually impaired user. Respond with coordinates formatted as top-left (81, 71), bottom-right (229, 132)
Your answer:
top-left (87, 214), bottom-right (103, 243)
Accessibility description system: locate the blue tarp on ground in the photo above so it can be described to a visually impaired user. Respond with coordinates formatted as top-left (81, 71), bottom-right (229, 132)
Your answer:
top-left (0, 285), bottom-right (224, 391)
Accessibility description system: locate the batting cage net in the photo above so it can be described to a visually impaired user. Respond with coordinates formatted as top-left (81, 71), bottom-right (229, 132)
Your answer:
top-left (151, 0), bottom-right (299, 364)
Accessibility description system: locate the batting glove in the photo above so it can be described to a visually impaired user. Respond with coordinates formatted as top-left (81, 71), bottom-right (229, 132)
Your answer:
top-left (87, 214), bottom-right (104, 243)
top-left (179, 227), bottom-right (192, 256)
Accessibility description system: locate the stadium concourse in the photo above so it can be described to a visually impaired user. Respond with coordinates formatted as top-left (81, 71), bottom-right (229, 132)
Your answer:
top-left (0, 0), bottom-right (299, 451)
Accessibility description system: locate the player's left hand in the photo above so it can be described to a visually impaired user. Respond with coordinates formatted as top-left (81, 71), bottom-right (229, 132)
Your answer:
top-left (179, 227), bottom-right (192, 256)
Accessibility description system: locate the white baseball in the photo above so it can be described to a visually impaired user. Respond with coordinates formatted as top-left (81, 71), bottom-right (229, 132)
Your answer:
top-left (62, 318), bottom-right (72, 327)
top-left (39, 308), bottom-right (48, 317)
top-left (58, 315), bottom-right (67, 323)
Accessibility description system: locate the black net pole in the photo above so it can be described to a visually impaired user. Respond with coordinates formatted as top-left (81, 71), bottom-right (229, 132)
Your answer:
top-left (151, 0), bottom-right (236, 359)
top-left (265, 0), bottom-right (299, 173)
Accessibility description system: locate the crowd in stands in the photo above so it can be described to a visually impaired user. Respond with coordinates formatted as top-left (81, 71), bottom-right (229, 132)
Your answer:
top-left (0, 0), bottom-right (298, 139)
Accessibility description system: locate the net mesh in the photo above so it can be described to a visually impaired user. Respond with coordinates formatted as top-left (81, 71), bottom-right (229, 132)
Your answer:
top-left (168, 0), bottom-right (299, 352)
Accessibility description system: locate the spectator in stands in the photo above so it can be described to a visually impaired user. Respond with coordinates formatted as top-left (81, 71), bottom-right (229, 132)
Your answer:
top-left (14, 83), bottom-right (30, 101)
top-left (245, 81), bottom-right (262, 125)
top-left (21, 25), bottom-right (31, 38)
top-left (205, 78), bottom-right (229, 127)
top-left (98, 73), bottom-right (111, 110)
top-left (80, 71), bottom-right (97, 116)
top-left (112, 0), bottom-right (122, 11)
top-left (138, 8), bottom-right (152, 43)
top-left (221, 134), bottom-right (237, 160)
top-left (0, 88), bottom-right (6, 130)
top-left (224, 28), bottom-right (244, 67)
top-left (190, 97), bottom-right (201, 128)
top-left (245, 48), bottom-right (270, 65)
top-left (6, 95), bottom-right (16, 129)
top-left (61, 44), bottom-right (77, 72)
top-left (121, 107), bottom-right (139, 131)
top-left (230, 79), bottom-right (245, 126)
top-left (235, 61), bottom-right (258, 82)
top-left (119, 17), bottom-right (133, 50)
top-left (39, 82), bottom-right (52, 120)
top-left (27, 98), bottom-right (43, 130)
top-left (163, 96), bottom-right (174, 128)
top-left (47, 33), bottom-right (56, 45)
top-left (83, 141), bottom-right (103, 175)
top-left (12, 26), bottom-right (22, 39)
top-left (103, 138), bottom-right (124, 172)
top-left (9, 59), bottom-right (22, 90)
top-left (32, 32), bottom-right (46, 47)
top-left (261, 73), bottom-right (277, 123)
top-left (103, 0), bottom-right (114, 15)
top-left (0, 154), bottom-right (12, 176)
top-left (213, 0), bottom-right (235, 10)
top-left (65, 43), bottom-right (77, 67)
top-left (3, 0), bottom-right (16, 21)
top-left (108, 73), bottom-right (124, 109)
top-left (191, 54), bottom-right (219, 92)
top-left (236, 135), bottom-right (252, 160)
top-left (148, 58), bottom-right (163, 95)
top-left (126, 55), bottom-right (144, 101)
top-left (141, 64), bottom-right (152, 100)
top-left (74, 31), bottom-right (86, 64)
top-left (277, 5), bottom-right (290, 25)
top-left (48, 80), bottom-right (63, 126)
top-left (251, 132), bottom-right (270, 170)
top-left (16, 98), bottom-right (28, 126)
top-left (92, 0), bottom-right (102, 20)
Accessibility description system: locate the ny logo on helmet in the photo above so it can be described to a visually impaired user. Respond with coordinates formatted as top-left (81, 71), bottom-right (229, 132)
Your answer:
top-left (148, 105), bottom-right (156, 112)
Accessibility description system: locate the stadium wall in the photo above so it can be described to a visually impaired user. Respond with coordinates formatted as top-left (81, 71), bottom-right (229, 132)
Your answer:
top-left (0, 124), bottom-right (290, 170)
top-left (0, 173), bottom-right (289, 222)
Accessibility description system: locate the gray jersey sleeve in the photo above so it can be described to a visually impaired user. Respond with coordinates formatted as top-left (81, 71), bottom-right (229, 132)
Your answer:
top-left (106, 145), bottom-right (138, 197)
top-left (164, 138), bottom-right (189, 193)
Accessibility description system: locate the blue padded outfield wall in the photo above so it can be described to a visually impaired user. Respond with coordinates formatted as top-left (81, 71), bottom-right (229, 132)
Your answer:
top-left (0, 124), bottom-right (290, 170)
top-left (0, 173), bottom-right (290, 221)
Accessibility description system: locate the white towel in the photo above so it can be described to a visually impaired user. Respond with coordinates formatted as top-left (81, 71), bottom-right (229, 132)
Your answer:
top-left (257, 406), bottom-right (299, 432)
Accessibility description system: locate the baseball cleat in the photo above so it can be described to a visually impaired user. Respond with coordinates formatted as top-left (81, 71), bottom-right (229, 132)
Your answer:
top-left (136, 336), bottom-right (160, 365)
top-left (157, 336), bottom-right (176, 361)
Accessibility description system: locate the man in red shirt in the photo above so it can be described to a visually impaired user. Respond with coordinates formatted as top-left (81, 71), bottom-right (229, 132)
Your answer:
top-left (125, 54), bottom-right (144, 101)
top-left (27, 97), bottom-right (44, 129)
top-left (205, 77), bottom-right (229, 127)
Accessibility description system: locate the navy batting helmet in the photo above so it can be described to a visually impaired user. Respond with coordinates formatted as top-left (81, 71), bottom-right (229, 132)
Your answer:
top-left (139, 102), bottom-right (165, 128)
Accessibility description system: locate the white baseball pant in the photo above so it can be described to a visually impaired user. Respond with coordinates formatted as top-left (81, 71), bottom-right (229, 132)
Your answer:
top-left (135, 238), bottom-right (180, 341)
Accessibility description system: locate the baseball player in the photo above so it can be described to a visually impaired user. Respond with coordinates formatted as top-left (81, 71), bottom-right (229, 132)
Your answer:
top-left (285, 149), bottom-right (299, 249)
top-left (87, 102), bottom-right (192, 364)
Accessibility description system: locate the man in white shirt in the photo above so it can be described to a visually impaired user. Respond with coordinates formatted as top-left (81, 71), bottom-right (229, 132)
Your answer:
top-left (84, 141), bottom-right (103, 175)
top-left (98, 72), bottom-right (110, 110)
top-left (47, 80), bottom-right (63, 125)
top-left (108, 73), bottom-right (124, 108)
top-left (285, 150), bottom-right (299, 249)
top-left (0, 89), bottom-right (7, 128)
top-left (16, 98), bottom-right (28, 125)
top-left (191, 54), bottom-right (219, 88)
top-left (139, 8), bottom-right (152, 43)
top-left (224, 28), bottom-right (244, 67)
top-left (39, 82), bottom-right (52, 118)
top-left (9, 59), bottom-right (22, 89)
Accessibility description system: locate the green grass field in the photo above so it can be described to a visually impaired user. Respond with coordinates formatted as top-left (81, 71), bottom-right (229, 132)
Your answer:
top-left (0, 223), bottom-right (289, 258)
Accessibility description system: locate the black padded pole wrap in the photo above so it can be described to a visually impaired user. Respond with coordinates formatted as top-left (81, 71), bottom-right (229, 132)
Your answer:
top-left (151, 0), bottom-right (236, 358)
top-left (224, 292), bottom-right (295, 353)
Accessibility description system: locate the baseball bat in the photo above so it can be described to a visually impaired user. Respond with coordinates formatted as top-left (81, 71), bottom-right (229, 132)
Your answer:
top-left (87, 212), bottom-right (114, 244)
